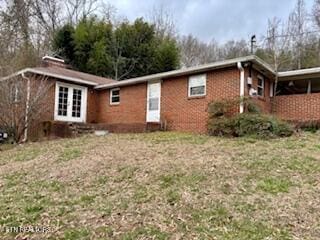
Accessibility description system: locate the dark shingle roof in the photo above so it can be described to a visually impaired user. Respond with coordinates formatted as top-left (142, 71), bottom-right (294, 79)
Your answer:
top-left (32, 66), bottom-right (116, 85)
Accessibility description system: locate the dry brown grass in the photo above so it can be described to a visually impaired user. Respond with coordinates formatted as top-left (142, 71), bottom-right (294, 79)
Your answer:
top-left (0, 132), bottom-right (320, 239)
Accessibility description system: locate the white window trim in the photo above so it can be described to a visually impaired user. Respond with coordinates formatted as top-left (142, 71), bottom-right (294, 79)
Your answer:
top-left (188, 74), bottom-right (207, 97)
top-left (146, 81), bottom-right (161, 123)
top-left (54, 81), bottom-right (87, 123)
top-left (110, 88), bottom-right (120, 105)
top-left (257, 75), bottom-right (265, 97)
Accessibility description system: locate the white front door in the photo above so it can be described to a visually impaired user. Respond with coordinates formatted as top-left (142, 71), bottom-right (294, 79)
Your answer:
top-left (147, 81), bottom-right (161, 122)
top-left (54, 82), bottom-right (87, 122)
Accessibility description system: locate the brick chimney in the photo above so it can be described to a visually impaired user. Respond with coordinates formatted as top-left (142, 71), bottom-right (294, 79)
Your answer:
top-left (41, 55), bottom-right (67, 68)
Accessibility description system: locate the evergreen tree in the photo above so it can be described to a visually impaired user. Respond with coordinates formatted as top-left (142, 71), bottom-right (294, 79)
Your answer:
top-left (53, 18), bottom-right (180, 80)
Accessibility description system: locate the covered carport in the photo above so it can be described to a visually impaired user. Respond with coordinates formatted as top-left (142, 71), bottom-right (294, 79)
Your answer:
top-left (273, 67), bottom-right (320, 122)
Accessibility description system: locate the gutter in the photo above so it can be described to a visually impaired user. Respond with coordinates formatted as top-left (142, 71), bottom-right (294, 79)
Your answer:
top-left (1, 68), bottom-right (98, 86)
top-left (237, 62), bottom-right (245, 114)
top-left (95, 55), bottom-right (275, 90)
top-left (278, 67), bottom-right (320, 77)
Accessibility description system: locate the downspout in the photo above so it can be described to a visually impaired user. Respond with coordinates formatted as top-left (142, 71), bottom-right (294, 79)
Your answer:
top-left (22, 72), bottom-right (31, 142)
top-left (237, 62), bottom-right (245, 113)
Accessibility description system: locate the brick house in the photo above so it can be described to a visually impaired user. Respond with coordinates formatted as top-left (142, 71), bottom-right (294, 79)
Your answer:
top-left (2, 55), bottom-right (320, 140)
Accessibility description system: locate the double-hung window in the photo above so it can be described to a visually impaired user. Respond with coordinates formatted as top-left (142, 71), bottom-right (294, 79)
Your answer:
top-left (188, 74), bottom-right (206, 97)
top-left (257, 76), bottom-right (264, 97)
top-left (110, 88), bottom-right (120, 104)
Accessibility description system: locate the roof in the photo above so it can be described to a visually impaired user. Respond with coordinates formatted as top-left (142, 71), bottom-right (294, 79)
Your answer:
top-left (95, 55), bottom-right (276, 89)
top-left (278, 67), bottom-right (320, 80)
top-left (2, 55), bottom-right (320, 88)
top-left (1, 66), bottom-right (116, 86)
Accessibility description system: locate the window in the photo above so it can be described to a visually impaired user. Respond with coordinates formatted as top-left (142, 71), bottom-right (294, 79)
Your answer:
top-left (72, 89), bottom-right (82, 118)
top-left (188, 74), bottom-right (206, 97)
top-left (257, 76), bottom-right (264, 97)
top-left (58, 86), bottom-right (68, 116)
top-left (110, 88), bottom-right (120, 104)
top-left (149, 98), bottom-right (159, 111)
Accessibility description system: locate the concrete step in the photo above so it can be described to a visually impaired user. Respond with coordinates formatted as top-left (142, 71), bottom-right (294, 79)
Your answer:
top-left (69, 123), bottom-right (96, 136)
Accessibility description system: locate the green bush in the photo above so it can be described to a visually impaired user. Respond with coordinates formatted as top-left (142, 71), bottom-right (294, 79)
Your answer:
top-left (246, 100), bottom-right (261, 114)
top-left (236, 114), bottom-right (294, 138)
top-left (208, 114), bottom-right (294, 139)
top-left (208, 98), bottom-right (293, 139)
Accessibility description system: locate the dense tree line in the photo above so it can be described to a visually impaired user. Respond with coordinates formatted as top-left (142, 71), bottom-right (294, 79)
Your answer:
top-left (53, 18), bottom-right (179, 80)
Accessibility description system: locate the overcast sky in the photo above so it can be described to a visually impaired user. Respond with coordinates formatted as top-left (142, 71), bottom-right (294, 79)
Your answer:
top-left (110, 0), bottom-right (314, 43)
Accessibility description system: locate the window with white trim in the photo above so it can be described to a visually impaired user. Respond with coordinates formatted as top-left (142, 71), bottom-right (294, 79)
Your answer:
top-left (188, 74), bottom-right (206, 97)
top-left (257, 76), bottom-right (264, 97)
top-left (110, 88), bottom-right (120, 104)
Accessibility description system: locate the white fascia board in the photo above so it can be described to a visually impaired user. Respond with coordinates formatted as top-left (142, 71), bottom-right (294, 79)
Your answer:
top-left (95, 55), bottom-right (276, 90)
top-left (1, 68), bottom-right (97, 86)
top-left (278, 67), bottom-right (320, 77)
top-left (0, 69), bottom-right (31, 81)
top-left (42, 55), bottom-right (65, 63)
top-left (251, 55), bottom-right (276, 74)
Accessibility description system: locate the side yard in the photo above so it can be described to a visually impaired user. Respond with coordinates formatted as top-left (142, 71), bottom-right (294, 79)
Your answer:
top-left (0, 132), bottom-right (319, 239)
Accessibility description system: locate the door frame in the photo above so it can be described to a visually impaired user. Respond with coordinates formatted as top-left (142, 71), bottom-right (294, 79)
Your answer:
top-left (54, 81), bottom-right (88, 123)
top-left (146, 80), bottom-right (161, 123)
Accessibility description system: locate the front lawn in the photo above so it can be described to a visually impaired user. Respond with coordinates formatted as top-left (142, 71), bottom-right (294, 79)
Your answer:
top-left (0, 132), bottom-right (319, 239)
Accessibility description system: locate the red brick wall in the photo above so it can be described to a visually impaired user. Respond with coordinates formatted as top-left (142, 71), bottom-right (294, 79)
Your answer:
top-left (28, 77), bottom-right (55, 141)
top-left (28, 77), bottom-right (97, 140)
top-left (97, 83), bottom-right (147, 125)
top-left (273, 93), bottom-right (320, 121)
top-left (161, 67), bottom-right (241, 133)
top-left (245, 69), bottom-right (272, 113)
top-left (86, 88), bottom-right (98, 123)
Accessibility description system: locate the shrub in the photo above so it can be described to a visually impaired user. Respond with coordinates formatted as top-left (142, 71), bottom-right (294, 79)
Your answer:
top-left (208, 114), bottom-right (294, 138)
top-left (235, 114), bottom-right (293, 138)
top-left (208, 117), bottom-right (236, 137)
top-left (246, 100), bottom-right (261, 113)
top-left (208, 98), bottom-right (261, 118)
top-left (295, 121), bottom-right (320, 133)
top-left (208, 98), bottom-right (293, 139)
top-left (208, 99), bottom-right (237, 118)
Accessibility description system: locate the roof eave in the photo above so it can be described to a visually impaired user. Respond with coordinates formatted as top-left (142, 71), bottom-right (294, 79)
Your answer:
top-left (95, 55), bottom-right (275, 90)
top-left (278, 67), bottom-right (320, 78)
top-left (1, 68), bottom-right (98, 86)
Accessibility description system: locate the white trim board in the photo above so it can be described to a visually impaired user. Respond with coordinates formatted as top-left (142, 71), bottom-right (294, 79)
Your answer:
top-left (54, 81), bottom-right (88, 123)
top-left (146, 81), bottom-right (161, 123)
top-left (95, 55), bottom-right (276, 89)
top-left (1, 68), bottom-right (98, 86)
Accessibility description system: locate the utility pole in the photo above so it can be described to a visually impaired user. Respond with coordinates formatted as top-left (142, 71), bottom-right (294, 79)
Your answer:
top-left (251, 35), bottom-right (256, 54)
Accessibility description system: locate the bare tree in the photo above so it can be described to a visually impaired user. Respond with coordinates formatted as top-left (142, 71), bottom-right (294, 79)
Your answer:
top-left (220, 39), bottom-right (250, 59)
top-left (313, 0), bottom-right (320, 28)
top-left (64, 0), bottom-right (100, 25)
top-left (0, 73), bottom-right (54, 142)
top-left (148, 4), bottom-right (177, 40)
top-left (288, 0), bottom-right (309, 69)
top-left (263, 18), bottom-right (291, 97)
top-left (179, 34), bottom-right (220, 67)
top-left (99, 1), bottom-right (117, 23)
top-left (31, 0), bottom-right (62, 41)
top-left (110, 34), bottom-right (137, 81)
top-left (0, 0), bottom-right (44, 68)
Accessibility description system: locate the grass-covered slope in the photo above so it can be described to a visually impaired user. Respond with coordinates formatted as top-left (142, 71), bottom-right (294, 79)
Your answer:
top-left (0, 132), bottom-right (319, 239)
